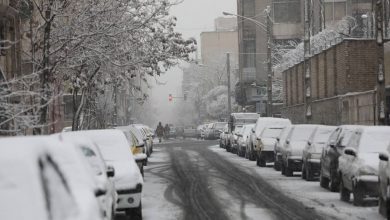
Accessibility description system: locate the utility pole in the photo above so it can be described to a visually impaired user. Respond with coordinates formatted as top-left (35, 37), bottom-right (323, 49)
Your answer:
top-left (266, 6), bottom-right (273, 117)
top-left (375, 0), bottom-right (387, 125)
top-left (227, 53), bottom-right (232, 116)
top-left (304, 0), bottom-right (312, 121)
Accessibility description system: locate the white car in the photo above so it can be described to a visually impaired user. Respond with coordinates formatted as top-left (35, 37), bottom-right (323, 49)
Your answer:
top-left (0, 137), bottom-right (100, 220)
top-left (237, 124), bottom-right (255, 157)
top-left (255, 124), bottom-right (289, 167)
top-left (281, 124), bottom-right (318, 177)
top-left (228, 124), bottom-right (244, 153)
top-left (58, 134), bottom-right (118, 220)
top-left (219, 124), bottom-right (229, 148)
top-left (74, 130), bottom-right (144, 218)
top-left (273, 126), bottom-right (292, 171)
top-left (248, 117), bottom-right (292, 161)
top-left (339, 126), bottom-right (390, 206)
top-left (301, 125), bottom-right (336, 181)
top-left (133, 124), bottom-right (153, 157)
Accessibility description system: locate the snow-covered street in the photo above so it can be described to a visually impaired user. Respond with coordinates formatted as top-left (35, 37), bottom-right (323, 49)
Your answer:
top-left (136, 139), bottom-right (384, 220)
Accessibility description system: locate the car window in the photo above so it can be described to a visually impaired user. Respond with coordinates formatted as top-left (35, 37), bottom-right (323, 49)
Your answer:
top-left (80, 146), bottom-right (103, 176)
top-left (290, 126), bottom-right (316, 141)
top-left (261, 128), bottom-right (284, 138)
top-left (327, 128), bottom-right (340, 145)
top-left (358, 129), bottom-right (390, 153)
top-left (313, 128), bottom-right (335, 144)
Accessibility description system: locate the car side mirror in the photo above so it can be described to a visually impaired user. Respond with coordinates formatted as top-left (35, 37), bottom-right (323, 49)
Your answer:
top-left (308, 141), bottom-right (312, 146)
top-left (276, 137), bottom-right (280, 142)
top-left (286, 139), bottom-right (290, 145)
top-left (94, 188), bottom-right (107, 197)
top-left (252, 129), bottom-right (255, 133)
top-left (344, 148), bottom-right (357, 157)
top-left (379, 153), bottom-right (389, 162)
top-left (107, 165), bottom-right (115, 178)
top-left (329, 142), bottom-right (336, 148)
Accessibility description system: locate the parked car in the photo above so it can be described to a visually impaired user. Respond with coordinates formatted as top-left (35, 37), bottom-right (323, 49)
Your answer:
top-left (184, 126), bottom-right (198, 139)
top-left (249, 117), bottom-right (292, 161)
top-left (237, 124), bottom-right (255, 157)
top-left (206, 122), bottom-right (227, 140)
top-left (281, 124), bottom-right (318, 177)
top-left (196, 124), bottom-right (205, 139)
top-left (74, 130), bottom-right (144, 219)
top-left (339, 126), bottom-right (390, 206)
top-left (228, 113), bottom-right (260, 154)
top-left (0, 137), bottom-right (85, 220)
top-left (255, 124), bottom-right (289, 167)
top-left (57, 134), bottom-right (118, 220)
top-left (320, 125), bottom-right (363, 191)
top-left (378, 141), bottom-right (390, 217)
top-left (228, 124), bottom-right (244, 153)
top-left (116, 126), bottom-right (147, 176)
top-left (273, 126), bottom-right (292, 171)
top-left (302, 125), bottom-right (337, 181)
top-left (133, 124), bottom-right (153, 157)
top-left (219, 124), bottom-right (229, 148)
top-left (204, 123), bottom-right (214, 140)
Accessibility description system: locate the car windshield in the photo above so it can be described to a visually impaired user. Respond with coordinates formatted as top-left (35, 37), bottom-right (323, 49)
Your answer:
top-left (261, 128), bottom-right (284, 138)
top-left (359, 129), bottom-right (390, 153)
top-left (313, 128), bottom-right (335, 144)
top-left (290, 126), bottom-right (316, 141)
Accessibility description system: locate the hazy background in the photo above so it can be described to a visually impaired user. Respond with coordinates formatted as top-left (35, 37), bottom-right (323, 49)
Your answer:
top-left (148, 0), bottom-right (236, 126)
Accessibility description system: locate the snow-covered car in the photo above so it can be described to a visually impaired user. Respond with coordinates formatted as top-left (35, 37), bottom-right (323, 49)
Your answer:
top-left (249, 117), bottom-right (292, 161)
top-left (219, 124), bottom-right (229, 148)
top-left (74, 129), bottom-right (144, 218)
top-left (301, 125), bottom-right (337, 181)
top-left (133, 124), bottom-right (153, 157)
top-left (46, 137), bottom-right (104, 220)
top-left (207, 122), bottom-right (227, 140)
top-left (58, 133), bottom-right (118, 220)
top-left (228, 124), bottom-right (244, 153)
top-left (339, 126), bottom-right (390, 206)
top-left (281, 124), bottom-right (318, 177)
top-left (0, 137), bottom-right (82, 220)
top-left (255, 124), bottom-right (289, 167)
top-left (229, 113), bottom-right (260, 158)
top-left (273, 126), bottom-right (292, 171)
top-left (236, 124), bottom-right (255, 157)
top-left (204, 123), bottom-right (215, 140)
top-left (116, 125), bottom-right (148, 175)
top-left (320, 125), bottom-right (363, 191)
top-left (196, 124), bottom-right (204, 139)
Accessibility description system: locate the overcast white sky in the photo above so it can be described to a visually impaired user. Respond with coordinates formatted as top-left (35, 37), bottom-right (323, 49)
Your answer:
top-left (148, 0), bottom-right (236, 126)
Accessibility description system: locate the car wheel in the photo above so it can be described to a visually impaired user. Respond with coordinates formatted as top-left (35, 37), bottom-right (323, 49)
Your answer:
top-left (249, 150), bottom-right (256, 161)
top-left (126, 202), bottom-right (142, 220)
top-left (353, 184), bottom-right (364, 206)
top-left (339, 177), bottom-right (350, 202)
top-left (226, 144), bottom-right (231, 152)
top-left (319, 171), bottom-right (329, 189)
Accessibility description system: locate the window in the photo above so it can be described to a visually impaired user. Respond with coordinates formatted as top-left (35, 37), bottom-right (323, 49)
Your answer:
top-left (243, 0), bottom-right (256, 17)
top-left (243, 40), bottom-right (256, 68)
top-left (325, 2), bottom-right (346, 22)
top-left (273, 0), bottom-right (301, 23)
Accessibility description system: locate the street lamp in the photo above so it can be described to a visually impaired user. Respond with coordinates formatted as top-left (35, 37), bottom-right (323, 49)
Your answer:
top-left (223, 8), bottom-right (274, 116)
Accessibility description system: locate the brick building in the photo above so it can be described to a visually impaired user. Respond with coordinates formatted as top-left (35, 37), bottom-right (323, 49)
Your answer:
top-left (282, 39), bottom-right (385, 125)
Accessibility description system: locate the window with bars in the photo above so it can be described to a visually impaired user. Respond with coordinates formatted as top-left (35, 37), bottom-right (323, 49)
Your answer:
top-left (243, 39), bottom-right (256, 68)
top-left (273, 0), bottom-right (301, 23)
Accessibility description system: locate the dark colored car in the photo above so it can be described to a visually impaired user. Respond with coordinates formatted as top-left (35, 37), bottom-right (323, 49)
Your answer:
top-left (319, 125), bottom-right (363, 191)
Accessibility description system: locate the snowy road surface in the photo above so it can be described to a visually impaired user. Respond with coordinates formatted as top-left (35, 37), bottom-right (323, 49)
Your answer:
top-left (117, 139), bottom-right (384, 220)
